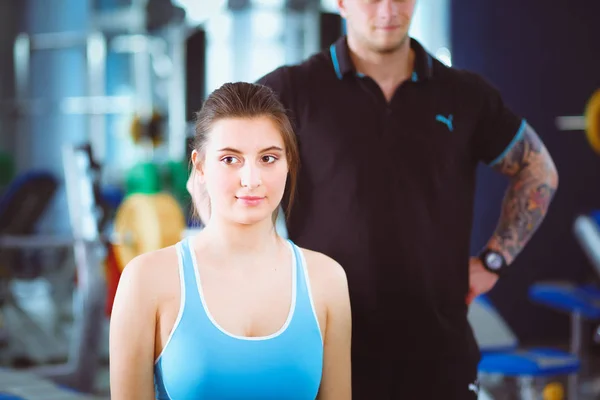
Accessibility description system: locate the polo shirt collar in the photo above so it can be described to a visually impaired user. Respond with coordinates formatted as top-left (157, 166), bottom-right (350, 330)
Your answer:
top-left (329, 35), bottom-right (433, 82)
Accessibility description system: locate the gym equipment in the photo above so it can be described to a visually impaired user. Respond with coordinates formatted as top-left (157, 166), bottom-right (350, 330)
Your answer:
top-left (0, 152), bottom-right (14, 191)
top-left (113, 192), bottom-right (186, 270)
top-left (185, 28), bottom-right (206, 122)
top-left (0, 171), bottom-right (66, 365)
top-left (543, 382), bottom-right (565, 400)
top-left (9, 27), bottom-right (188, 162)
top-left (573, 211), bottom-right (600, 282)
top-left (468, 294), bottom-right (518, 353)
top-left (0, 145), bottom-right (109, 393)
top-left (104, 244), bottom-right (121, 317)
top-left (23, 144), bottom-right (109, 393)
top-left (0, 171), bottom-right (59, 279)
top-left (77, 144), bottom-right (112, 235)
top-left (585, 90), bottom-right (600, 154)
top-left (130, 109), bottom-right (166, 148)
top-left (125, 160), bottom-right (191, 204)
top-left (145, 0), bottom-right (186, 32)
top-left (0, 367), bottom-right (106, 399)
top-left (527, 282), bottom-right (600, 400)
top-left (10, 30), bottom-right (115, 171)
top-left (100, 184), bottom-right (125, 212)
top-left (525, 213), bottom-right (600, 399)
top-left (469, 295), bottom-right (580, 399)
top-left (0, 143), bottom-right (189, 391)
top-left (163, 160), bottom-right (191, 206)
top-left (0, 172), bottom-right (58, 236)
top-left (529, 282), bottom-right (600, 352)
top-left (125, 162), bottom-right (162, 195)
top-left (556, 88), bottom-right (600, 154)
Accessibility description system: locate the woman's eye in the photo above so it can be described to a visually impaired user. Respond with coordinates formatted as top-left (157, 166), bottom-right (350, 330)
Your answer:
top-left (222, 156), bottom-right (239, 165)
top-left (262, 155), bottom-right (277, 163)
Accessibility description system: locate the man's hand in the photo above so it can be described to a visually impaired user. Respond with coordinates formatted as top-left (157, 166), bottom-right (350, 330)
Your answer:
top-left (466, 257), bottom-right (499, 305)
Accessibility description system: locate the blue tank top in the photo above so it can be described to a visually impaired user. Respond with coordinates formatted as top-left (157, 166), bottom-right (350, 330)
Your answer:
top-left (154, 237), bottom-right (324, 399)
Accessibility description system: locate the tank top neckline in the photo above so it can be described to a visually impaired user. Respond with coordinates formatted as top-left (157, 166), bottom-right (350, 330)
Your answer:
top-left (187, 236), bottom-right (299, 341)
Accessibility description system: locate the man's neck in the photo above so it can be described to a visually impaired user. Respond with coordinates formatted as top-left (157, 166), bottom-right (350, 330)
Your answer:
top-left (347, 36), bottom-right (414, 100)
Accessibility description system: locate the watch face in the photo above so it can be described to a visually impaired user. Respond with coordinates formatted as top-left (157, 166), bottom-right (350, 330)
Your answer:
top-left (485, 253), bottom-right (503, 270)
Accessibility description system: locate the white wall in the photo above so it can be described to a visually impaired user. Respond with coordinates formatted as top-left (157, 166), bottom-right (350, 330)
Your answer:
top-left (409, 0), bottom-right (452, 65)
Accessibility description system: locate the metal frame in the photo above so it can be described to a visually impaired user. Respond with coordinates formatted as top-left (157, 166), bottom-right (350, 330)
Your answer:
top-left (31, 144), bottom-right (108, 393)
top-left (10, 27), bottom-right (183, 160)
top-left (0, 145), bottom-right (108, 393)
top-left (556, 115), bottom-right (586, 131)
top-left (12, 31), bottom-right (112, 163)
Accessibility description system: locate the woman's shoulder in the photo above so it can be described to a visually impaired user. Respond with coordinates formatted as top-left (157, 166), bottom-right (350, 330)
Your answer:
top-left (292, 244), bottom-right (348, 295)
top-left (118, 244), bottom-right (181, 298)
top-left (296, 246), bottom-right (342, 272)
top-left (123, 243), bottom-right (179, 273)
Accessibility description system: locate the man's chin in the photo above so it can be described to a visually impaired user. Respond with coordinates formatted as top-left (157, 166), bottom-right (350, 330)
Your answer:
top-left (371, 35), bottom-right (409, 54)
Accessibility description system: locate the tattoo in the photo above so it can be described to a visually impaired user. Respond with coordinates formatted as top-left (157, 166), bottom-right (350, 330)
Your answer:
top-left (490, 125), bottom-right (558, 262)
top-left (493, 127), bottom-right (543, 175)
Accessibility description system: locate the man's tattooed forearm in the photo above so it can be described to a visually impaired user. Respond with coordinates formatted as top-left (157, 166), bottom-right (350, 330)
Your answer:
top-left (494, 178), bottom-right (557, 260)
top-left (490, 125), bottom-right (558, 262)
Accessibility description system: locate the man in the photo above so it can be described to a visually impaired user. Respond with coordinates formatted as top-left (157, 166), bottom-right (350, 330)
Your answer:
top-left (190, 0), bottom-right (559, 398)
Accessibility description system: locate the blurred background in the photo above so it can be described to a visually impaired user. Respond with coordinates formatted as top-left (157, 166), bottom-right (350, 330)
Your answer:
top-left (0, 0), bottom-right (599, 398)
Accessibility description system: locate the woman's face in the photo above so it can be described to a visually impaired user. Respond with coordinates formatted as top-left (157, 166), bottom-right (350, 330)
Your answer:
top-left (193, 116), bottom-right (289, 226)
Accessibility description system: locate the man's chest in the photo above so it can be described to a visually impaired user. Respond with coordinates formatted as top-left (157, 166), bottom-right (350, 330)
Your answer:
top-left (296, 97), bottom-right (477, 183)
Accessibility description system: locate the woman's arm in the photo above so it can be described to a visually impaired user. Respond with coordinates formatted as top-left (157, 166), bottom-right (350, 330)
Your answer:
top-left (317, 259), bottom-right (352, 400)
top-left (109, 255), bottom-right (158, 399)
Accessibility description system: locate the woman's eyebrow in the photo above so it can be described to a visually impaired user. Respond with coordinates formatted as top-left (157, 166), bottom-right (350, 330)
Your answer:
top-left (216, 146), bottom-right (284, 153)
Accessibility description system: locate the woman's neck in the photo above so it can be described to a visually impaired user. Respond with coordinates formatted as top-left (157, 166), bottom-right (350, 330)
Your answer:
top-left (200, 216), bottom-right (281, 258)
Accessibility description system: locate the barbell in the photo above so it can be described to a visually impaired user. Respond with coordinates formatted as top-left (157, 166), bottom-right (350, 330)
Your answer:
top-left (556, 88), bottom-right (600, 155)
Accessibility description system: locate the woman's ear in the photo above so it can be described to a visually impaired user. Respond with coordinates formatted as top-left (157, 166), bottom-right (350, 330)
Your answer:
top-left (337, 0), bottom-right (348, 18)
top-left (191, 149), bottom-right (206, 184)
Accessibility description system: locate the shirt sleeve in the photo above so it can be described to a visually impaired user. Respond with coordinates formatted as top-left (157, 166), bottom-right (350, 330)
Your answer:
top-left (470, 73), bottom-right (526, 166)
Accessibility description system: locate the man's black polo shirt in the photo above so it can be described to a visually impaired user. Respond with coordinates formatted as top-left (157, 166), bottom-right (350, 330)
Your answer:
top-left (258, 36), bottom-right (524, 388)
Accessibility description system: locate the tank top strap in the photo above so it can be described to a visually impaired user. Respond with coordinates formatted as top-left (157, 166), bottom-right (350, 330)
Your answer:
top-left (176, 236), bottom-right (203, 305)
top-left (287, 240), bottom-right (322, 340)
top-left (289, 240), bottom-right (305, 290)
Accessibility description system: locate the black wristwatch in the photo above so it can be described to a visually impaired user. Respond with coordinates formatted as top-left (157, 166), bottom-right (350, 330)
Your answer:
top-left (478, 248), bottom-right (507, 275)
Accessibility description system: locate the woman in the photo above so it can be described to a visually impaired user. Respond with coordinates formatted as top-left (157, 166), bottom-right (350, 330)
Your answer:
top-left (109, 82), bottom-right (352, 399)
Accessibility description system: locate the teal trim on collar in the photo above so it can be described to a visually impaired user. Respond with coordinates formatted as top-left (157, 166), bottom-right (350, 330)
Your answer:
top-left (329, 44), bottom-right (342, 80)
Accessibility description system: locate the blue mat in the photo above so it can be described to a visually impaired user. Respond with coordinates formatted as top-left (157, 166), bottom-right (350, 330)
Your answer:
top-left (479, 347), bottom-right (580, 377)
